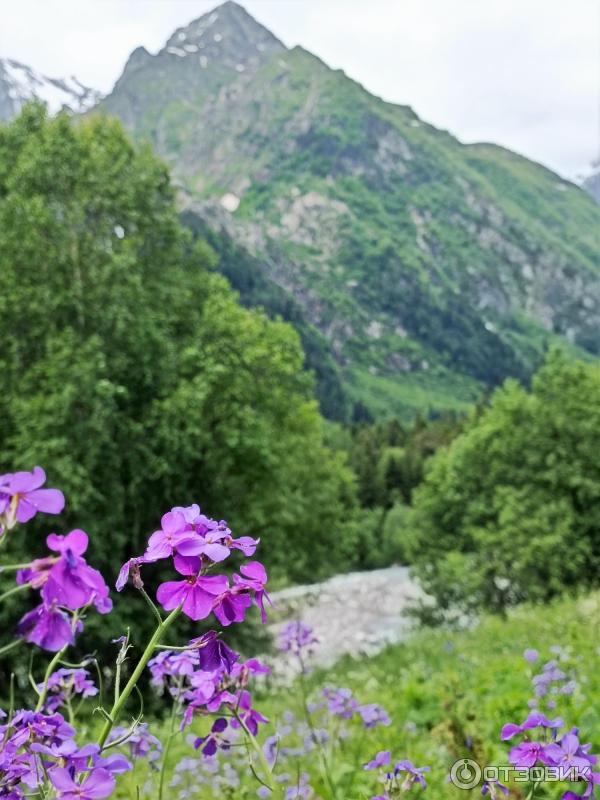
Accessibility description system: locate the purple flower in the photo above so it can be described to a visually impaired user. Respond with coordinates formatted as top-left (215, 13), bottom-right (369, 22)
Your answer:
top-left (171, 503), bottom-right (201, 523)
top-left (359, 704), bottom-right (391, 729)
top-left (98, 753), bottom-right (132, 775)
top-left (194, 717), bottom-right (230, 757)
top-left (145, 508), bottom-right (239, 563)
top-left (182, 524), bottom-right (231, 563)
top-left (394, 759), bottom-right (431, 789)
top-left (284, 773), bottom-right (314, 799)
top-left (42, 530), bottom-right (112, 614)
top-left (562, 771), bottom-right (600, 800)
top-left (148, 649), bottom-right (199, 689)
top-left (227, 535), bottom-right (259, 556)
top-left (115, 556), bottom-right (149, 592)
top-left (211, 587), bottom-right (252, 627)
top-left (539, 661), bottom-right (567, 682)
top-left (229, 690), bottom-right (268, 736)
top-left (0, 467), bottom-right (64, 529)
top-left (323, 687), bottom-right (359, 719)
top-left (209, 562), bottom-right (270, 628)
top-left (189, 631), bottom-right (239, 673)
top-left (186, 671), bottom-right (226, 715)
top-left (0, 709), bottom-right (102, 796)
top-left (560, 681), bottom-right (577, 696)
top-left (145, 511), bottom-right (198, 561)
top-left (107, 724), bottom-right (162, 762)
top-left (364, 751), bottom-right (391, 770)
top-left (6, 709), bottom-right (75, 745)
top-left (42, 668), bottom-right (98, 712)
top-left (501, 712), bottom-right (563, 740)
top-left (481, 778), bottom-right (509, 797)
top-left (16, 602), bottom-right (79, 651)
top-left (509, 741), bottom-right (553, 768)
top-left (16, 556), bottom-right (56, 589)
top-left (156, 555), bottom-right (227, 620)
top-left (524, 649), bottom-right (539, 663)
top-left (278, 621), bottom-right (318, 655)
top-left (49, 766), bottom-right (115, 799)
top-left (545, 733), bottom-right (595, 772)
top-left (232, 561), bottom-right (270, 622)
top-left (230, 657), bottom-right (270, 680)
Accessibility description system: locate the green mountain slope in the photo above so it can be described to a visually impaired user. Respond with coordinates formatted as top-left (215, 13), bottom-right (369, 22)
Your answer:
top-left (96, 1), bottom-right (600, 419)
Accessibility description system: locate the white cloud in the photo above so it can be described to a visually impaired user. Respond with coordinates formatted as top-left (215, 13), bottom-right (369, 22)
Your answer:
top-left (0, 0), bottom-right (597, 178)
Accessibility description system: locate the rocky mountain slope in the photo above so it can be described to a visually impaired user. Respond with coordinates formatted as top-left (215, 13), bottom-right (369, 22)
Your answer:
top-left (583, 168), bottom-right (600, 205)
top-left (0, 58), bottom-right (99, 121)
top-left (94, 1), bottom-right (600, 417)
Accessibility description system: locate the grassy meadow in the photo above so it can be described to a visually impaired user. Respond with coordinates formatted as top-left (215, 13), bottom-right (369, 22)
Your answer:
top-left (106, 593), bottom-right (600, 799)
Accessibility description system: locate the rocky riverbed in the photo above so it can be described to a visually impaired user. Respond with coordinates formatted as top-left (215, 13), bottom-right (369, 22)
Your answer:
top-left (267, 565), bottom-right (423, 674)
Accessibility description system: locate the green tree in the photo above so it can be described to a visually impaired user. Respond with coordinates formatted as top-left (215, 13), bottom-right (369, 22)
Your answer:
top-left (0, 105), bottom-right (357, 651)
top-left (409, 349), bottom-right (600, 618)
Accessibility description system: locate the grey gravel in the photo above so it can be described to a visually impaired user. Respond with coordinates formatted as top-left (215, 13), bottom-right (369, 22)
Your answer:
top-left (267, 565), bottom-right (423, 675)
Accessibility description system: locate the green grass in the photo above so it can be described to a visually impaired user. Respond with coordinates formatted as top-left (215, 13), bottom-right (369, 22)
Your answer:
top-left (346, 365), bottom-right (482, 420)
top-left (111, 592), bottom-right (600, 798)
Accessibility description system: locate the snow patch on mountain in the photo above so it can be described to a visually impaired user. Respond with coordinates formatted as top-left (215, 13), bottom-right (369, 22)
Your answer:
top-left (0, 58), bottom-right (101, 121)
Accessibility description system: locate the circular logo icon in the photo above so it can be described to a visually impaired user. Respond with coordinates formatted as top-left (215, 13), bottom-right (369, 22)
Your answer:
top-left (449, 758), bottom-right (482, 789)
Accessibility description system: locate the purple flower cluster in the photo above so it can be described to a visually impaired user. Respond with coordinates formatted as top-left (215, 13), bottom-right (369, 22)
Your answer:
top-left (41, 668), bottom-right (98, 713)
top-left (15, 529), bottom-right (112, 651)
top-left (0, 465), bottom-right (284, 800)
top-left (278, 621), bottom-right (319, 656)
top-left (322, 686), bottom-right (391, 729)
top-left (0, 708), bottom-right (130, 799)
top-left (364, 750), bottom-right (430, 797)
top-left (524, 647), bottom-right (577, 710)
top-left (263, 711), bottom-right (325, 763)
top-left (0, 467), bottom-right (64, 536)
top-left (147, 632), bottom-right (270, 759)
top-left (169, 744), bottom-right (246, 797)
top-left (117, 505), bottom-right (268, 625)
top-left (500, 665), bottom-right (599, 799)
top-left (107, 723), bottom-right (162, 764)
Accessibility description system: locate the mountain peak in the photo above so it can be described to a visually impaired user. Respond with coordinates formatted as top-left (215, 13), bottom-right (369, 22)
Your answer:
top-left (164, 1), bottom-right (285, 68)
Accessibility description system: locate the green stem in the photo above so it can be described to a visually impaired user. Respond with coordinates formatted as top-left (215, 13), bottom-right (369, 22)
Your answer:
top-left (97, 606), bottom-right (182, 750)
top-left (158, 681), bottom-right (182, 800)
top-left (36, 647), bottom-right (67, 711)
top-left (342, 725), bottom-right (366, 795)
top-left (0, 583), bottom-right (29, 604)
top-left (0, 563), bottom-right (33, 572)
top-left (0, 639), bottom-right (23, 659)
top-left (232, 708), bottom-right (275, 793)
top-left (139, 587), bottom-right (163, 627)
top-left (298, 660), bottom-right (339, 800)
top-left (526, 780), bottom-right (541, 800)
top-left (66, 695), bottom-right (75, 726)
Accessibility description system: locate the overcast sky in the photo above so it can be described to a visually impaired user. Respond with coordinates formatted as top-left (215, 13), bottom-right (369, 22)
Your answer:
top-left (1, 0), bottom-right (598, 179)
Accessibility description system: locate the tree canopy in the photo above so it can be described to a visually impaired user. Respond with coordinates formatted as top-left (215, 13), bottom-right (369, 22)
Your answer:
top-left (409, 350), bottom-right (600, 617)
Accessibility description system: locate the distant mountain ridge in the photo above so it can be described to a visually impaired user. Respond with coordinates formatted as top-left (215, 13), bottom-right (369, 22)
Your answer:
top-left (0, 58), bottom-right (100, 121)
